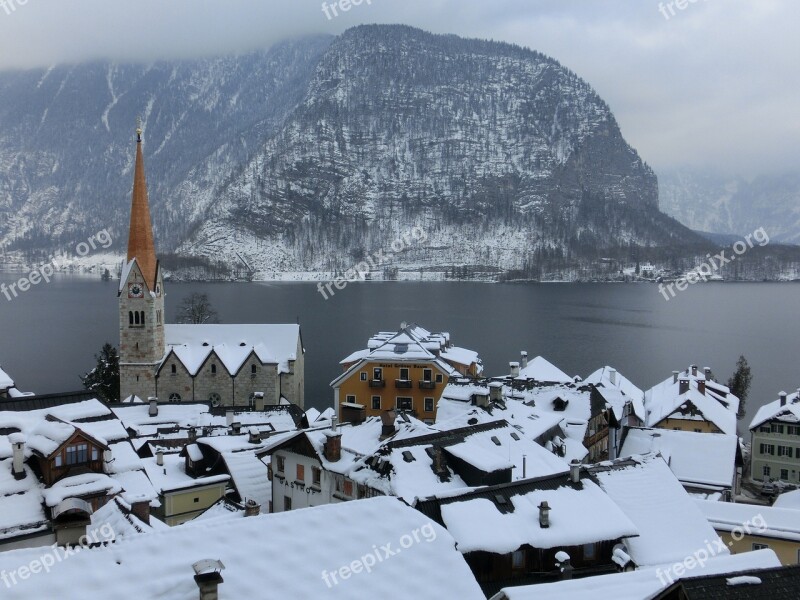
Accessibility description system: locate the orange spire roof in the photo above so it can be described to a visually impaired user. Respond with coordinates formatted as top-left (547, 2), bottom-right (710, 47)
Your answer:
top-left (126, 124), bottom-right (158, 290)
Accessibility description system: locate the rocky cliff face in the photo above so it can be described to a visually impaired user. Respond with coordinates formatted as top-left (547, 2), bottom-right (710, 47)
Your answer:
top-left (0, 25), bottom-right (707, 277)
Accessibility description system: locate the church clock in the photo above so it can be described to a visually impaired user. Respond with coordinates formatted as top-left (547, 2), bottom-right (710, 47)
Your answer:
top-left (128, 283), bottom-right (144, 298)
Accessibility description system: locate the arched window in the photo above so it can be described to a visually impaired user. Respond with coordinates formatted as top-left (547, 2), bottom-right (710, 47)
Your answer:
top-left (209, 393), bottom-right (221, 407)
top-left (140, 311), bottom-right (145, 325)
top-left (134, 312), bottom-right (140, 325)
top-left (168, 393), bottom-right (181, 402)
top-left (171, 364), bottom-right (177, 375)
top-left (128, 311), bottom-right (134, 326)
top-left (251, 364), bottom-right (257, 376)
top-left (211, 364), bottom-right (217, 375)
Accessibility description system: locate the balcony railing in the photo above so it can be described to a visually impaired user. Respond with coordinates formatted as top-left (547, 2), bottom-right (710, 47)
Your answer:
top-left (418, 380), bottom-right (436, 390)
top-left (369, 379), bottom-right (386, 388)
top-left (395, 379), bottom-right (413, 389)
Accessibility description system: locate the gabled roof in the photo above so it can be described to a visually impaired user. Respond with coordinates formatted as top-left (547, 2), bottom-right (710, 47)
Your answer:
top-left (588, 454), bottom-right (727, 567)
top-left (163, 324), bottom-right (300, 375)
top-left (667, 564), bottom-right (800, 600)
top-left (695, 499), bottom-right (800, 542)
top-left (749, 389), bottom-right (800, 430)
top-left (584, 366), bottom-right (644, 401)
top-left (519, 356), bottom-right (572, 383)
top-left (0, 497), bottom-right (485, 599)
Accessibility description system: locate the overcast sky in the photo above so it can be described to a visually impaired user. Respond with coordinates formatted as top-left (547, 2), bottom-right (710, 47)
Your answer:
top-left (1, 0), bottom-right (797, 176)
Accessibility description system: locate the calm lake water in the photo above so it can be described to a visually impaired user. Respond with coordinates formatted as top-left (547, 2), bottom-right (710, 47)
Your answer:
top-left (1, 274), bottom-right (798, 430)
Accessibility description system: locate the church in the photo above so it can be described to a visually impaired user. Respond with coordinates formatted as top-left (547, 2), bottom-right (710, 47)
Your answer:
top-left (118, 125), bottom-right (304, 409)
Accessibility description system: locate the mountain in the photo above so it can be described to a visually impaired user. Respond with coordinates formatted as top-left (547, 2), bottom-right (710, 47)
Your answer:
top-left (1, 25), bottom-right (712, 278)
top-left (659, 170), bottom-right (800, 245)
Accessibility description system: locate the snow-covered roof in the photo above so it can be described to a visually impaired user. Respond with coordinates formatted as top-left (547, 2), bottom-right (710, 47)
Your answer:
top-left (491, 549), bottom-right (781, 600)
top-left (163, 323), bottom-right (300, 375)
top-left (87, 497), bottom-right (168, 542)
top-left (644, 369), bottom-right (739, 435)
top-left (43, 473), bottom-right (122, 507)
top-left (749, 389), bottom-right (800, 430)
top-left (773, 488), bottom-right (800, 510)
top-left (437, 478), bottom-right (638, 554)
top-left (589, 454), bottom-right (727, 567)
top-left (142, 453), bottom-right (230, 494)
top-left (695, 499), bottom-right (800, 542)
top-left (519, 356), bottom-right (572, 383)
top-left (219, 450), bottom-right (270, 507)
top-left (0, 459), bottom-right (49, 541)
top-left (620, 427), bottom-right (739, 489)
top-left (0, 365), bottom-right (14, 390)
top-left (0, 497), bottom-right (484, 600)
top-left (441, 346), bottom-right (482, 368)
top-left (584, 366), bottom-right (644, 401)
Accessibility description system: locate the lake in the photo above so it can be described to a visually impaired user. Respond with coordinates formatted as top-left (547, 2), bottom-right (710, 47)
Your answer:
top-left (1, 274), bottom-right (797, 431)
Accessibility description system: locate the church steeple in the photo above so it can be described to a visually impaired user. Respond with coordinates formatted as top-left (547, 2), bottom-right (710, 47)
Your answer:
top-left (126, 121), bottom-right (158, 290)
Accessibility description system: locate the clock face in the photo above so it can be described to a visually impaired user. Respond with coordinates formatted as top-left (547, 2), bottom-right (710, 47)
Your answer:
top-left (128, 283), bottom-right (144, 298)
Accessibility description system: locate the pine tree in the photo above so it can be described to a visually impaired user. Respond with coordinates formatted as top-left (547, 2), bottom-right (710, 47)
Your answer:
top-left (81, 343), bottom-right (120, 403)
top-left (727, 355), bottom-right (753, 421)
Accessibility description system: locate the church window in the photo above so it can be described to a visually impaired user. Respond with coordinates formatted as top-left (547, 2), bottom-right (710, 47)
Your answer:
top-left (169, 393), bottom-right (181, 402)
top-left (251, 364), bottom-right (257, 376)
top-left (134, 312), bottom-right (140, 325)
top-left (211, 364), bottom-right (217, 375)
top-left (129, 311), bottom-right (134, 326)
top-left (140, 311), bottom-right (145, 325)
top-left (171, 364), bottom-right (177, 375)
top-left (209, 393), bottom-right (221, 407)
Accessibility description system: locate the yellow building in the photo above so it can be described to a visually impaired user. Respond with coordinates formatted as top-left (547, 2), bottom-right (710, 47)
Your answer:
top-left (696, 499), bottom-right (800, 566)
top-left (332, 325), bottom-right (481, 423)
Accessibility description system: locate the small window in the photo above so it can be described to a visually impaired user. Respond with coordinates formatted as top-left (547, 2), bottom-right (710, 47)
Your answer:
top-left (128, 311), bottom-right (134, 326)
top-left (423, 369), bottom-right (432, 382)
top-left (372, 396), bottom-right (381, 410)
top-left (399, 368), bottom-right (409, 381)
top-left (360, 372), bottom-right (368, 381)
top-left (511, 550), bottom-right (525, 569)
top-left (346, 395), bottom-right (356, 404)
top-left (134, 311), bottom-right (140, 325)
top-left (491, 436), bottom-right (501, 446)
top-left (435, 374), bottom-right (443, 383)
top-left (209, 393), bottom-right (221, 406)
top-left (91, 448), bottom-right (99, 461)
top-left (584, 543), bottom-right (597, 560)
top-left (284, 496), bottom-right (292, 511)
top-left (297, 464), bottom-right (305, 482)
top-left (169, 393), bottom-right (181, 402)
top-left (424, 397), bottom-right (434, 412)
top-left (781, 469), bottom-right (789, 481)
top-left (753, 543), bottom-right (769, 551)
top-left (140, 311), bottom-right (145, 325)
top-left (312, 467), bottom-right (321, 486)
top-left (763, 465), bottom-right (771, 477)
top-left (251, 364), bottom-right (257, 376)
top-left (171, 364), bottom-right (177, 375)
top-left (277, 455), bottom-right (285, 473)
top-left (373, 368), bottom-right (383, 381)
top-left (397, 397), bottom-right (413, 411)
top-left (343, 479), bottom-right (354, 497)
top-left (211, 364), bottom-right (217, 375)
top-left (55, 454), bottom-right (62, 467)
top-left (511, 432), bottom-right (520, 441)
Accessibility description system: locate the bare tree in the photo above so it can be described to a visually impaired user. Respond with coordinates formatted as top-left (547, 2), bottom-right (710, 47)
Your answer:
top-left (177, 292), bottom-right (219, 324)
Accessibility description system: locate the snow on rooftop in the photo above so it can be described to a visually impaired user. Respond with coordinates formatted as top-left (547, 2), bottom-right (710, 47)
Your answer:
top-left (491, 549), bottom-right (781, 600)
top-left (220, 451), bottom-right (270, 507)
top-left (749, 390), bottom-right (800, 430)
top-left (42, 473), bottom-right (122, 508)
top-left (440, 481), bottom-right (637, 555)
top-left (519, 356), bottom-right (572, 383)
top-left (584, 366), bottom-right (644, 402)
top-left (0, 497), bottom-right (484, 600)
top-left (0, 365), bottom-right (14, 389)
top-left (773, 488), bottom-right (800, 510)
top-left (590, 455), bottom-right (727, 567)
top-left (620, 428), bottom-right (738, 489)
top-left (164, 323), bottom-right (300, 375)
top-left (0, 460), bottom-right (48, 541)
top-left (142, 453), bottom-right (229, 494)
top-left (441, 346), bottom-right (481, 367)
top-left (695, 499), bottom-right (800, 542)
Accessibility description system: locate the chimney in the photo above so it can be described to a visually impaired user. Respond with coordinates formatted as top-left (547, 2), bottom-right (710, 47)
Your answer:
top-left (474, 392), bottom-right (490, 408)
top-left (489, 381), bottom-right (503, 403)
top-left (156, 450), bottom-right (164, 467)
top-left (103, 448), bottom-right (114, 472)
top-left (672, 371), bottom-right (680, 384)
top-left (331, 415), bottom-right (338, 433)
top-left (522, 454), bottom-right (527, 478)
top-left (148, 398), bottom-right (159, 417)
top-left (244, 499), bottom-right (261, 517)
top-left (188, 427), bottom-right (198, 443)
top-left (509, 362), bottom-right (520, 378)
top-left (432, 445), bottom-right (448, 478)
top-left (704, 367), bottom-right (712, 381)
top-left (230, 422), bottom-right (242, 435)
top-left (130, 500), bottom-right (151, 526)
top-left (569, 460), bottom-right (581, 484)
top-left (10, 433), bottom-right (25, 480)
top-left (691, 365), bottom-right (698, 377)
top-left (380, 409), bottom-right (397, 440)
top-left (608, 368), bottom-right (617, 386)
top-left (324, 421), bottom-right (342, 463)
top-left (520, 351), bottom-right (528, 370)
top-left (780, 391), bottom-right (788, 407)
top-left (193, 561), bottom-right (225, 600)
top-left (226, 411), bottom-right (234, 427)
top-left (538, 501), bottom-right (551, 528)
top-left (679, 379), bottom-right (690, 395)
top-left (796, 388), bottom-right (800, 403)
top-left (557, 553), bottom-right (574, 580)
top-left (698, 379), bottom-right (706, 395)
top-left (248, 427), bottom-right (261, 444)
